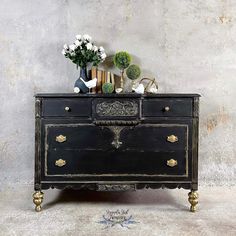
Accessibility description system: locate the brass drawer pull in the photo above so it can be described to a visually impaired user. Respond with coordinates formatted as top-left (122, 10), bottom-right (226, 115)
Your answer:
top-left (164, 106), bottom-right (170, 112)
top-left (167, 159), bottom-right (178, 167)
top-left (56, 135), bottom-right (67, 143)
top-left (55, 159), bottom-right (66, 167)
top-left (65, 106), bottom-right (70, 111)
top-left (167, 135), bottom-right (178, 143)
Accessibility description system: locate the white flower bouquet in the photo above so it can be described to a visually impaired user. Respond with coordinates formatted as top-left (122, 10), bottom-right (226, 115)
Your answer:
top-left (62, 34), bottom-right (106, 68)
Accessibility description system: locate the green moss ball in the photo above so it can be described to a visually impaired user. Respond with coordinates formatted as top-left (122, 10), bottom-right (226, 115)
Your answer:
top-left (102, 83), bottom-right (114, 94)
top-left (126, 64), bottom-right (141, 80)
top-left (113, 51), bottom-right (131, 70)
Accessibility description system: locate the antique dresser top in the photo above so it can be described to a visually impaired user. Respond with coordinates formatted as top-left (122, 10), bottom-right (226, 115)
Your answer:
top-left (35, 93), bottom-right (200, 98)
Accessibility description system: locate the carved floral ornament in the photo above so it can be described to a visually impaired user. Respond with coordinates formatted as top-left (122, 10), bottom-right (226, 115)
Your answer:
top-left (98, 184), bottom-right (135, 191)
top-left (96, 101), bottom-right (138, 116)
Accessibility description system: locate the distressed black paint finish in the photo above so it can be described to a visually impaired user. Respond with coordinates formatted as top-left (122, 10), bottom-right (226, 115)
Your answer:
top-left (34, 93), bottom-right (200, 196)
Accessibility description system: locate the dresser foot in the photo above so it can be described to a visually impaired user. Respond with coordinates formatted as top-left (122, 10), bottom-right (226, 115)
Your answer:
top-left (33, 191), bottom-right (44, 212)
top-left (188, 190), bottom-right (198, 212)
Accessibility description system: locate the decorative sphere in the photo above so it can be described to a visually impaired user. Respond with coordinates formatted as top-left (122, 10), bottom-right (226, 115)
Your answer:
top-left (102, 83), bottom-right (114, 94)
top-left (74, 87), bottom-right (80, 93)
top-left (126, 64), bottom-right (141, 80)
top-left (113, 51), bottom-right (131, 70)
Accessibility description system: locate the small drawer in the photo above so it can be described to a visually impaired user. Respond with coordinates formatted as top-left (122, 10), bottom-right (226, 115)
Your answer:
top-left (93, 98), bottom-right (140, 120)
top-left (142, 98), bottom-right (192, 117)
top-left (42, 98), bottom-right (91, 117)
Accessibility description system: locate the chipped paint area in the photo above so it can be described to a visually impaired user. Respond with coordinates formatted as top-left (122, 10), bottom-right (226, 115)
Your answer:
top-left (219, 15), bottom-right (232, 24)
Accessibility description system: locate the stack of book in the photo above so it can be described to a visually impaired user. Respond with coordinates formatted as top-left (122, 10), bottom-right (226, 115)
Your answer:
top-left (89, 67), bottom-right (122, 93)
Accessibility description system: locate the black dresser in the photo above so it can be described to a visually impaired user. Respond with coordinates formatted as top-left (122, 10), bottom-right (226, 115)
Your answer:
top-left (33, 93), bottom-right (200, 212)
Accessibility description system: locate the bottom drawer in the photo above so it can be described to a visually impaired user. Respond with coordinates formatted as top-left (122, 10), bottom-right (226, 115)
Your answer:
top-left (45, 150), bottom-right (188, 177)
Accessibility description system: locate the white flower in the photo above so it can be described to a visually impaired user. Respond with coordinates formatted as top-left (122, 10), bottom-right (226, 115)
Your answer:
top-left (100, 53), bottom-right (106, 59)
top-left (99, 46), bottom-right (104, 52)
top-left (63, 44), bottom-right (69, 50)
top-left (74, 87), bottom-right (80, 93)
top-left (75, 40), bottom-right (82, 46)
top-left (69, 44), bottom-right (76, 51)
top-left (86, 43), bottom-right (93, 50)
top-left (76, 34), bottom-right (82, 40)
top-left (83, 34), bottom-right (92, 41)
top-left (93, 45), bottom-right (98, 51)
top-left (61, 49), bottom-right (66, 55)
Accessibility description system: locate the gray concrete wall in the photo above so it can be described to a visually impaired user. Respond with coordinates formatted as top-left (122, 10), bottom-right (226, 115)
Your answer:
top-left (0, 0), bottom-right (235, 186)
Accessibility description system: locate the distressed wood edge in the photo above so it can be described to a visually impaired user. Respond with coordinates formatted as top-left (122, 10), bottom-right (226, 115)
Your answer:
top-left (40, 183), bottom-right (192, 191)
top-left (192, 118), bottom-right (199, 191)
top-left (136, 183), bottom-right (191, 190)
top-left (35, 93), bottom-right (200, 98)
top-left (35, 98), bottom-right (42, 191)
top-left (191, 97), bottom-right (199, 191)
top-left (193, 97), bottom-right (199, 118)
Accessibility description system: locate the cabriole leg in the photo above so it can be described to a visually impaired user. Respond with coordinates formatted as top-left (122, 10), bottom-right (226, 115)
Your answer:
top-left (33, 191), bottom-right (44, 212)
top-left (188, 190), bottom-right (198, 212)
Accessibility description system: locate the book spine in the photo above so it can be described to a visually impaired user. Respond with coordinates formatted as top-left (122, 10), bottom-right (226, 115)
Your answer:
top-left (91, 67), bottom-right (97, 93)
top-left (97, 70), bottom-right (102, 93)
top-left (111, 73), bottom-right (115, 87)
top-left (106, 71), bottom-right (111, 83)
top-left (102, 70), bottom-right (106, 87)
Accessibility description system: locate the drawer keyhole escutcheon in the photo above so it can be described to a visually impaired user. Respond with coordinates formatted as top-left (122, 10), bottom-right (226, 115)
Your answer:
top-left (167, 135), bottom-right (178, 143)
top-left (167, 159), bottom-right (178, 167)
top-left (109, 126), bottom-right (124, 149)
top-left (56, 135), bottom-right (67, 143)
top-left (55, 159), bottom-right (66, 167)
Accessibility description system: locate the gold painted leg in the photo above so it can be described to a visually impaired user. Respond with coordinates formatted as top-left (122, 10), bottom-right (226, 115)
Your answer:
top-left (188, 190), bottom-right (198, 212)
top-left (33, 191), bottom-right (44, 212)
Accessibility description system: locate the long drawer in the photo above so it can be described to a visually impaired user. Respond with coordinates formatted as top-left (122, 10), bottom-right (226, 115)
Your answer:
top-left (45, 149), bottom-right (187, 177)
top-left (45, 123), bottom-right (188, 152)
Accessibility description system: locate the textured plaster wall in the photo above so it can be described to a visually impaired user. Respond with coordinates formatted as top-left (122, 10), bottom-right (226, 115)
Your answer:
top-left (0, 0), bottom-right (235, 186)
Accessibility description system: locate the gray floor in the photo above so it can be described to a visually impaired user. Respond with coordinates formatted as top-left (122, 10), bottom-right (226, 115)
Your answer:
top-left (0, 184), bottom-right (235, 236)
